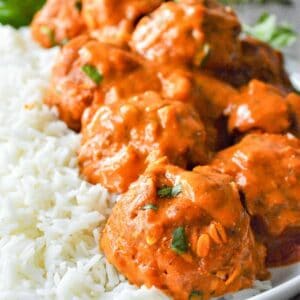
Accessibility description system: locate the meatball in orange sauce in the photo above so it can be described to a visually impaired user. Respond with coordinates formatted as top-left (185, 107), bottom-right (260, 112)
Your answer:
top-left (101, 162), bottom-right (268, 300)
top-left (83, 0), bottom-right (163, 46)
top-left (227, 80), bottom-right (290, 135)
top-left (45, 35), bottom-right (161, 131)
top-left (211, 133), bottom-right (300, 266)
top-left (31, 0), bottom-right (163, 48)
top-left (130, 1), bottom-right (291, 91)
top-left (29, 0), bottom-right (300, 298)
top-left (79, 93), bottom-right (210, 193)
top-left (46, 33), bottom-right (240, 141)
top-left (130, 1), bottom-right (241, 70)
top-left (31, 0), bottom-right (86, 48)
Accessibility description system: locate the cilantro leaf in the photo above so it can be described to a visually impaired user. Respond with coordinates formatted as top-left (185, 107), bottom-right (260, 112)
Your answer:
top-left (157, 184), bottom-right (182, 198)
top-left (171, 227), bottom-right (188, 254)
top-left (81, 64), bottom-right (103, 85)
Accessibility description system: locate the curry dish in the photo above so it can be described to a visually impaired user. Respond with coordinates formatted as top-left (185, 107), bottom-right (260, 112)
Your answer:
top-left (31, 0), bottom-right (300, 299)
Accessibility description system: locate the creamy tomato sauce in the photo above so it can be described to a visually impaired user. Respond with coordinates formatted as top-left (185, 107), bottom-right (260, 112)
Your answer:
top-left (31, 0), bottom-right (300, 299)
top-left (102, 163), bottom-right (268, 300)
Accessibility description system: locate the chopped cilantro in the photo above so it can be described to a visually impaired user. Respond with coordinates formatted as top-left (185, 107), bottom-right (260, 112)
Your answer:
top-left (157, 184), bottom-right (182, 198)
top-left (81, 64), bottom-right (103, 85)
top-left (171, 227), bottom-right (188, 254)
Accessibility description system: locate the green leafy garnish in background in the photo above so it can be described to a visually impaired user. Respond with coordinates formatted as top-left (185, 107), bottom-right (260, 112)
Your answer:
top-left (0, 0), bottom-right (46, 28)
top-left (243, 12), bottom-right (297, 49)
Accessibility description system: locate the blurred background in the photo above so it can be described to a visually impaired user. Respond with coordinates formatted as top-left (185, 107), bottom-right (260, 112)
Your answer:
top-left (234, 1), bottom-right (299, 61)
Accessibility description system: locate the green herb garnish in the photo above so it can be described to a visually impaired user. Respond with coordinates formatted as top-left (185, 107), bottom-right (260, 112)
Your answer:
top-left (157, 184), bottom-right (182, 198)
top-left (243, 12), bottom-right (297, 49)
top-left (171, 227), bottom-right (188, 254)
top-left (142, 204), bottom-right (158, 211)
top-left (40, 25), bottom-right (55, 46)
top-left (81, 64), bottom-right (103, 85)
top-left (189, 290), bottom-right (204, 300)
top-left (0, 0), bottom-right (46, 28)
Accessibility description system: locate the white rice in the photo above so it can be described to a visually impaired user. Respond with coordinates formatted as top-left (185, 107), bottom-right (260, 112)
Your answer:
top-left (0, 26), bottom-right (270, 300)
top-left (0, 26), bottom-right (168, 300)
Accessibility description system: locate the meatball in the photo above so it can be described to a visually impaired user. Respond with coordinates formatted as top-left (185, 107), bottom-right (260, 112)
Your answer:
top-left (227, 80), bottom-right (290, 135)
top-left (153, 69), bottom-right (239, 151)
top-left (46, 34), bottom-right (236, 134)
top-left (101, 163), bottom-right (268, 300)
top-left (45, 35), bottom-right (161, 131)
top-left (210, 37), bottom-right (292, 91)
top-left (31, 0), bottom-right (86, 48)
top-left (238, 37), bottom-right (292, 91)
top-left (211, 133), bottom-right (300, 266)
top-left (130, 1), bottom-right (291, 91)
top-left (83, 0), bottom-right (163, 46)
top-left (155, 70), bottom-right (240, 151)
top-left (130, 1), bottom-right (241, 69)
top-left (78, 92), bottom-right (209, 193)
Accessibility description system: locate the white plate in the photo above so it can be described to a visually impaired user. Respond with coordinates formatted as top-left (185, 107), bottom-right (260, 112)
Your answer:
top-left (249, 263), bottom-right (300, 300)
top-left (286, 59), bottom-right (300, 93)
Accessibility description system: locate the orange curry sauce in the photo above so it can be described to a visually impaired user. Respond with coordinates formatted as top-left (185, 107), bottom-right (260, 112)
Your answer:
top-left (31, 0), bottom-right (300, 299)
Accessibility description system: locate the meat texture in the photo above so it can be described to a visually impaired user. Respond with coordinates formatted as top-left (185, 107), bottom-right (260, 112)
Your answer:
top-left (101, 162), bottom-right (268, 300)
top-left (79, 93), bottom-right (210, 193)
top-left (211, 133), bottom-right (300, 266)
top-left (31, 0), bottom-right (86, 47)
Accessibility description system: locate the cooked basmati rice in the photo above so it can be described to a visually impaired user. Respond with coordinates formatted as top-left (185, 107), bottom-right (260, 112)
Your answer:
top-left (0, 26), bottom-right (270, 300)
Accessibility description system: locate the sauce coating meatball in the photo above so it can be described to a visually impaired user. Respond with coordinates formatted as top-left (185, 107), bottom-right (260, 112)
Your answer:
top-left (78, 93), bottom-right (209, 193)
top-left (211, 133), bottom-right (300, 266)
top-left (130, 1), bottom-right (241, 70)
top-left (45, 35), bottom-right (161, 131)
top-left (30, 0), bottom-right (300, 297)
top-left (101, 162), bottom-right (268, 300)
top-left (130, 1), bottom-right (291, 91)
top-left (83, 0), bottom-right (163, 46)
top-left (31, 0), bottom-right (86, 48)
top-left (227, 80), bottom-right (290, 135)
top-left (45, 33), bottom-right (239, 141)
